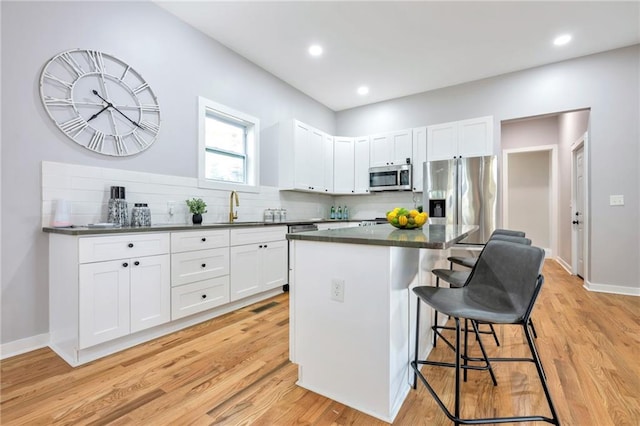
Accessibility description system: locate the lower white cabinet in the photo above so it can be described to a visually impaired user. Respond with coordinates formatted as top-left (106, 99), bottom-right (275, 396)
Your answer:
top-left (170, 230), bottom-right (230, 320)
top-left (230, 227), bottom-right (287, 301)
top-left (78, 254), bottom-right (170, 349)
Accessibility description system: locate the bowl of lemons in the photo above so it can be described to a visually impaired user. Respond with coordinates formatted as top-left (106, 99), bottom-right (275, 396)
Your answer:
top-left (386, 207), bottom-right (428, 229)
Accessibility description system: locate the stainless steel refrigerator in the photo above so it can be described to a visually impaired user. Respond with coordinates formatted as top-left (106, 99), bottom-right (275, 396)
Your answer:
top-left (422, 156), bottom-right (497, 244)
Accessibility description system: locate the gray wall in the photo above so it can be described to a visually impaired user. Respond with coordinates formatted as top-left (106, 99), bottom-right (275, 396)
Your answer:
top-left (0, 1), bottom-right (335, 344)
top-left (337, 45), bottom-right (640, 290)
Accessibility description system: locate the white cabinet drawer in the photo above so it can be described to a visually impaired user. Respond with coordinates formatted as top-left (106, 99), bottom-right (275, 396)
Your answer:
top-left (171, 276), bottom-right (230, 320)
top-left (79, 233), bottom-right (169, 264)
top-left (171, 229), bottom-right (229, 253)
top-left (171, 247), bottom-right (229, 287)
top-left (230, 226), bottom-right (287, 246)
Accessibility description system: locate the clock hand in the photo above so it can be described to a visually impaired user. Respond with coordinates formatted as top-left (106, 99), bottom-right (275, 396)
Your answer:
top-left (91, 89), bottom-right (141, 128)
top-left (86, 104), bottom-right (110, 122)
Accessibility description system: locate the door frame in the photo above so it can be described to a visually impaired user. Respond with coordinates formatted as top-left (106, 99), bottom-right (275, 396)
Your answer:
top-left (502, 145), bottom-right (558, 257)
top-left (571, 132), bottom-right (589, 278)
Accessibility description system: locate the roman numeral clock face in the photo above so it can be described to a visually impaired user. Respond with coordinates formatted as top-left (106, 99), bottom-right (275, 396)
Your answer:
top-left (39, 49), bottom-right (161, 156)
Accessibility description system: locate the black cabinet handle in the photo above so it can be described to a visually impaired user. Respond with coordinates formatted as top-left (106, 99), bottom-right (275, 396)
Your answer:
top-left (572, 220), bottom-right (579, 225)
top-left (134, 261), bottom-right (140, 266)
top-left (201, 263), bottom-right (206, 268)
top-left (122, 262), bottom-right (128, 267)
top-left (201, 294), bottom-right (207, 299)
top-left (259, 245), bottom-right (263, 248)
top-left (201, 237), bottom-right (207, 242)
top-left (128, 243), bottom-right (134, 248)
top-left (264, 244), bottom-right (268, 248)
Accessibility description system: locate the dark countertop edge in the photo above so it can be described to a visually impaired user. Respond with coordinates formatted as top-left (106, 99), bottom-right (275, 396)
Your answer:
top-left (286, 227), bottom-right (476, 250)
top-left (42, 219), bottom-right (361, 236)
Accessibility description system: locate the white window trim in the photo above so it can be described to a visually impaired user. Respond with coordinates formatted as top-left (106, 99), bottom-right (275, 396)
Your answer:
top-left (198, 96), bottom-right (260, 193)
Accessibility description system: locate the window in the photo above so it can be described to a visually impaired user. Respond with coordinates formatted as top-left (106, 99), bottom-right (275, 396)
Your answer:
top-left (198, 97), bottom-right (259, 192)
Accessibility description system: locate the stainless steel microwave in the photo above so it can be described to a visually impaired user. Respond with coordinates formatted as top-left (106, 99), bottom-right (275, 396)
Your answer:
top-left (369, 164), bottom-right (412, 191)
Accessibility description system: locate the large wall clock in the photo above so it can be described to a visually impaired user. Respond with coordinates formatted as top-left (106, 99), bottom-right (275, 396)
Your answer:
top-left (39, 49), bottom-right (161, 156)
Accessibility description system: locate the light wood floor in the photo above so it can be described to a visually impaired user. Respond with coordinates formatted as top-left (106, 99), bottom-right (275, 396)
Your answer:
top-left (1, 260), bottom-right (639, 425)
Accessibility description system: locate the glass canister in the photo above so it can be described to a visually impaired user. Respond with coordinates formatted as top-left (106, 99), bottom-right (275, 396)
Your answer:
top-left (264, 209), bottom-right (274, 222)
top-left (273, 208), bottom-right (282, 223)
top-left (280, 208), bottom-right (287, 222)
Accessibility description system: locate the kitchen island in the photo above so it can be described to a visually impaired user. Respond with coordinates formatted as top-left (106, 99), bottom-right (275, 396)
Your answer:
top-left (287, 224), bottom-right (477, 423)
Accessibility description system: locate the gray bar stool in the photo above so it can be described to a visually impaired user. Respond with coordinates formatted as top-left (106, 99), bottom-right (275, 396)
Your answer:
top-left (412, 240), bottom-right (560, 425)
top-left (432, 235), bottom-right (533, 350)
top-left (448, 228), bottom-right (526, 269)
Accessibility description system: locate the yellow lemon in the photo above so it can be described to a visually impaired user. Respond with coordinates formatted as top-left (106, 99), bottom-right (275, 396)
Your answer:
top-left (387, 212), bottom-right (397, 221)
top-left (409, 209), bottom-right (419, 218)
top-left (398, 215), bottom-right (408, 226)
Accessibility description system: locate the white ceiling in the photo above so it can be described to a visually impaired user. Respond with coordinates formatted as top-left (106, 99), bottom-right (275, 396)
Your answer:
top-left (156, 1), bottom-right (640, 112)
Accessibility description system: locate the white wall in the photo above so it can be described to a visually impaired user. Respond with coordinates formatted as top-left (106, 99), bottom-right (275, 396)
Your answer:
top-left (507, 151), bottom-right (551, 249)
top-left (336, 45), bottom-right (640, 293)
top-left (0, 1), bottom-right (336, 345)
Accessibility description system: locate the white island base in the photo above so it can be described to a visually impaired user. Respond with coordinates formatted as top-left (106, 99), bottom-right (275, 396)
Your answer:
top-left (289, 239), bottom-right (449, 422)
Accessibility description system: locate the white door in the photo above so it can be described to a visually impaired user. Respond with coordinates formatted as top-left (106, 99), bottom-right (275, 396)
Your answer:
top-left (354, 136), bottom-right (370, 194)
top-left (390, 130), bottom-right (412, 165)
top-left (230, 244), bottom-right (261, 301)
top-left (261, 240), bottom-right (288, 291)
top-left (130, 254), bottom-right (170, 333)
top-left (79, 259), bottom-right (130, 348)
top-left (333, 137), bottom-right (354, 194)
top-left (574, 146), bottom-right (585, 278)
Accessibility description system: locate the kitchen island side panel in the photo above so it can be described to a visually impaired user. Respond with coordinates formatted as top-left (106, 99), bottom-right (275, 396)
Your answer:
top-left (291, 240), bottom-right (418, 422)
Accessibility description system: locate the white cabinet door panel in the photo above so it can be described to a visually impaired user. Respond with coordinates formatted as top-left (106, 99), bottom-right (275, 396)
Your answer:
top-left (391, 130), bottom-right (412, 165)
top-left (412, 127), bottom-right (427, 192)
top-left (261, 240), bottom-right (288, 291)
top-left (322, 134), bottom-right (334, 193)
top-left (369, 134), bottom-right (390, 167)
top-left (427, 123), bottom-right (458, 161)
top-left (333, 137), bottom-right (354, 194)
top-left (79, 260), bottom-right (130, 348)
top-left (457, 116), bottom-right (493, 157)
top-left (130, 254), bottom-right (170, 333)
top-left (230, 244), bottom-right (261, 301)
top-left (354, 136), bottom-right (370, 194)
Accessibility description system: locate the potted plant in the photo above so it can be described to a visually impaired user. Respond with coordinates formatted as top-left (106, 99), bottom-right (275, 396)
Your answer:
top-left (186, 198), bottom-right (207, 225)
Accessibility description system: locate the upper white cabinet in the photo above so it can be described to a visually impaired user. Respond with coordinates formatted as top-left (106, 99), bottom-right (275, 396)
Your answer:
top-left (411, 126), bottom-right (427, 192)
top-left (279, 120), bottom-right (332, 193)
top-left (354, 136), bottom-right (370, 194)
top-left (427, 116), bottom-right (493, 161)
top-left (370, 130), bottom-right (413, 167)
top-left (333, 136), bottom-right (355, 194)
top-left (323, 134), bottom-right (335, 193)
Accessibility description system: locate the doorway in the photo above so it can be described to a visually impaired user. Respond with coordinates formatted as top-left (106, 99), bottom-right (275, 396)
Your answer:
top-left (502, 146), bottom-right (558, 256)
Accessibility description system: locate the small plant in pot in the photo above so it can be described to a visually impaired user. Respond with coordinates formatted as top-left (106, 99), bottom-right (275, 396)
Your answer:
top-left (186, 198), bottom-right (207, 225)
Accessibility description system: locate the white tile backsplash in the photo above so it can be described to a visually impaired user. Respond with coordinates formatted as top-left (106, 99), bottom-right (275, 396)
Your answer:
top-left (41, 161), bottom-right (334, 227)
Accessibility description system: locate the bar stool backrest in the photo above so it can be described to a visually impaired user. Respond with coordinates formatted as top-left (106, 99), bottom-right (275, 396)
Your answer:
top-left (490, 234), bottom-right (532, 245)
top-left (465, 240), bottom-right (545, 322)
top-left (491, 229), bottom-right (526, 238)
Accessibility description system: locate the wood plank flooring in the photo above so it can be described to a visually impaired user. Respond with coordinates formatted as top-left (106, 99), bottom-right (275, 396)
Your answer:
top-left (2, 260), bottom-right (639, 425)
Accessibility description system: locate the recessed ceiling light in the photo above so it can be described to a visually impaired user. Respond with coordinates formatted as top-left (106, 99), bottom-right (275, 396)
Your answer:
top-left (357, 86), bottom-right (369, 95)
top-left (308, 45), bottom-right (323, 57)
top-left (553, 34), bottom-right (572, 46)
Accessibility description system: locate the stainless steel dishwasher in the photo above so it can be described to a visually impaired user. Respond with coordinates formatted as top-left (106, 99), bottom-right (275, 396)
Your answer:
top-left (285, 223), bottom-right (318, 291)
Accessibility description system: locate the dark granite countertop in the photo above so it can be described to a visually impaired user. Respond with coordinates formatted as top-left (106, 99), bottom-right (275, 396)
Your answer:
top-left (286, 224), bottom-right (478, 249)
top-left (42, 219), bottom-right (361, 236)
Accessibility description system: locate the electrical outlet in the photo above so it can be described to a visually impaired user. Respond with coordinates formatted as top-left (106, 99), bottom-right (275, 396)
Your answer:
top-left (331, 279), bottom-right (345, 302)
top-left (167, 201), bottom-right (176, 216)
top-left (609, 195), bottom-right (624, 206)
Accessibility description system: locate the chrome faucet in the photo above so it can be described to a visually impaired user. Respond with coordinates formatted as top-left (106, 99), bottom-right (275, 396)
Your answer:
top-left (229, 191), bottom-right (239, 222)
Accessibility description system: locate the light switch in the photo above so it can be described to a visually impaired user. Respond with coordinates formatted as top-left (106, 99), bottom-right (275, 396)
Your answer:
top-left (609, 195), bottom-right (624, 206)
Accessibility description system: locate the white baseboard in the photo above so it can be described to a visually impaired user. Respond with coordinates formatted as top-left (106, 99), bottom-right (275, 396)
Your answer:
top-left (555, 257), bottom-right (572, 274)
top-left (584, 280), bottom-right (640, 296)
top-left (1, 333), bottom-right (49, 360)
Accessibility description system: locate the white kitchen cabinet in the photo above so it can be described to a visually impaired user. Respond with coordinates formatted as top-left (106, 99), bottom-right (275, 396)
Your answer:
top-left (354, 136), bottom-right (370, 194)
top-left (323, 134), bottom-right (334, 193)
top-left (279, 119), bottom-right (331, 193)
top-left (230, 227), bottom-right (287, 301)
top-left (170, 229), bottom-right (230, 320)
top-left (411, 126), bottom-right (427, 192)
top-left (369, 130), bottom-right (413, 167)
top-left (427, 116), bottom-right (493, 161)
top-left (333, 136), bottom-right (354, 194)
top-left (76, 234), bottom-right (170, 349)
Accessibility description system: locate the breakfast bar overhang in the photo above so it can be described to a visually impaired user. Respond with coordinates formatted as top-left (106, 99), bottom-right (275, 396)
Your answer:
top-left (287, 224), bottom-right (477, 422)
